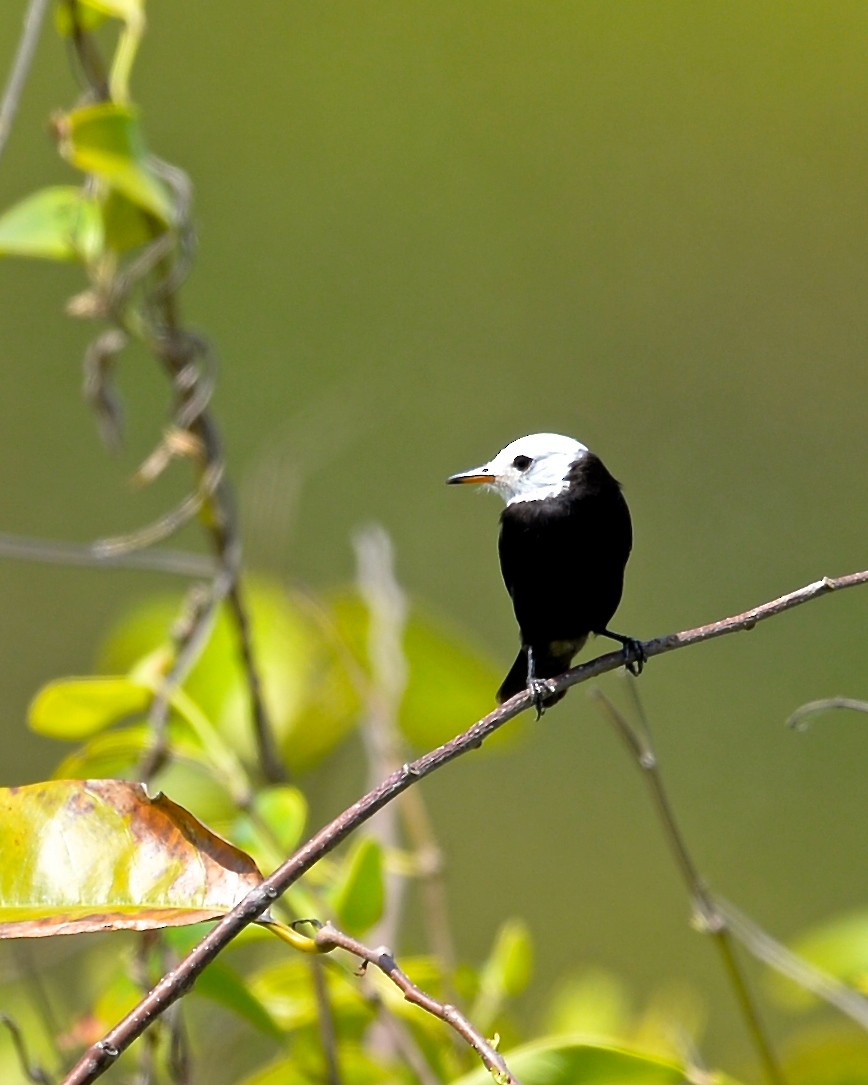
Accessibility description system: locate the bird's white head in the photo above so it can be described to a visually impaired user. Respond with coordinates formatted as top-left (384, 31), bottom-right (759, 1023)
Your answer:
top-left (447, 432), bottom-right (589, 505)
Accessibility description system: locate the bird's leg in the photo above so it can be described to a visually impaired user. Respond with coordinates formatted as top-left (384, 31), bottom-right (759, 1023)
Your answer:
top-left (599, 629), bottom-right (646, 676)
top-left (525, 646), bottom-right (550, 719)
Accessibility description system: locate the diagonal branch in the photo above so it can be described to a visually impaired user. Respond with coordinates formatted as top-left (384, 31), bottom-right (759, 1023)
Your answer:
top-left (60, 567), bottom-right (868, 1085)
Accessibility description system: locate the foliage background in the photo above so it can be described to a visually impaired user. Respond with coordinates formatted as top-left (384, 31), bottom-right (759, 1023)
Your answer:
top-left (0, 1), bottom-right (865, 1075)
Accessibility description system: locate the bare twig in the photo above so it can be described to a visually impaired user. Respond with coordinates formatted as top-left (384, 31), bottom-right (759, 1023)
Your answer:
top-left (309, 921), bottom-right (521, 1085)
top-left (0, 1013), bottom-right (53, 1085)
top-left (136, 574), bottom-right (232, 783)
top-left (0, 0), bottom-right (52, 164)
top-left (59, 569), bottom-right (868, 1085)
top-left (591, 688), bottom-right (787, 1085)
top-left (0, 532), bottom-right (215, 577)
top-left (714, 897), bottom-right (868, 1029)
top-left (310, 958), bottom-right (342, 1085)
top-left (354, 526), bottom-right (459, 989)
top-left (786, 696), bottom-right (868, 731)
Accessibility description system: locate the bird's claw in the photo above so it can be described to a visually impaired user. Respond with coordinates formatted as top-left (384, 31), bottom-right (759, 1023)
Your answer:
top-left (528, 678), bottom-right (553, 719)
top-left (623, 638), bottom-right (646, 676)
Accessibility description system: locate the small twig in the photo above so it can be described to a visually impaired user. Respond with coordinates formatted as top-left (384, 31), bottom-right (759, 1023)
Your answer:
top-left (311, 921), bottom-right (522, 1085)
top-left (0, 0), bottom-right (52, 164)
top-left (714, 896), bottom-right (868, 1029)
top-left (591, 688), bottom-right (787, 1085)
top-left (354, 526), bottom-right (460, 995)
top-left (0, 1013), bottom-right (53, 1085)
top-left (59, 569), bottom-right (868, 1085)
top-left (310, 958), bottom-right (342, 1085)
top-left (0, 532), bottom-right (215, 577)
top-left (786, 696), bottom-right (868, 731)
top-left (136, 574), bottom-right (232, 782)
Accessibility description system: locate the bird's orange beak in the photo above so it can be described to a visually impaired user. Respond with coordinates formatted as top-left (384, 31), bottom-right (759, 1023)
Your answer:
top-left (446, 469), bottom-right (492, 485)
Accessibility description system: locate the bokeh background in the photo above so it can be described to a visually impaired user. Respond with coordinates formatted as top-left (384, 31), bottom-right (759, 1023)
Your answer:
top-left (0, 1), bottom-right (866, 1074)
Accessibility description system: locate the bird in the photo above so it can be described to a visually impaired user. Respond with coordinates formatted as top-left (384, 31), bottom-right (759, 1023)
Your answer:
top-left (447, 432), bottom-right (641, 711)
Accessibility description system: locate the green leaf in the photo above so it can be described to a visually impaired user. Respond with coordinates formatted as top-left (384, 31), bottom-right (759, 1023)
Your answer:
top-left (79, 0), bottom-right (144, 21)
top-left (57, 103), bottom-right (174, 224)
top-left (0, 779), bottom-right (262, 937)
top-left (193, 958), bottom-right (284, 1041)
top-left (240, 1045), bottom-right (398, 1085)
top-left (98, 581), bottom-right (362, 772)
top-left (770, 908), bottom-right (868, 1008)
top-left (29, 676), bottom-right (150, 740)
top-left (0, 186), bottom-right (102, 261)
top-left (329, 837), bottom-right (384, 936)
top-left (482, 918), bottom-right (534, 999)
top-left (449, 1037), bottom-right (742, 1085)
top-left (101, 188), bottom-right (158, 251)
top-left (233, 786), bottom-right (308, 866)
top-left (330, 593), bottom-right (511, 750)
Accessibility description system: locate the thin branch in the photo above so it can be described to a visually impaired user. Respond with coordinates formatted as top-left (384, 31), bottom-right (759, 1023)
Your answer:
top-left (60, 19), bottom-right (284, 783)
top-left (310, 958), bottom-right (342, 1085)
top-left (591, 688), bottom-right (787, 1085)
top-left (136, 573), bottom-right (232, 783)
top-left (0, 0), bottom-right (52, 165)
top-left (714, 897), bottom-right (868, 1030)
top-left (786, 696), bottom-right (868, 731)
top-left (59, 568), bottom-right (868, 1085)
top-left (0, 532), bottom-right (215, 577)
top-left (310, 921), bottom-right (522, 1085)
top-left (0, 1014), bottom-right (53, 1085)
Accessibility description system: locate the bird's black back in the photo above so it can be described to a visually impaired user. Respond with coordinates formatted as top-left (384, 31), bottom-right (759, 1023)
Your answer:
top-left (497, 451), bottom-right (632, 649)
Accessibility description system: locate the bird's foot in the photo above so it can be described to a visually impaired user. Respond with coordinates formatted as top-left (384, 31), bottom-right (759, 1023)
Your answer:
top-left (528, 678), bottom-right (555, 719)
top-left (599, 630), bottom-right (646, 676)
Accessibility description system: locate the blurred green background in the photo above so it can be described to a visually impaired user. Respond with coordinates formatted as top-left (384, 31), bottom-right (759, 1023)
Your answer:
top-left (0, 1), bottom-right (866, 1072)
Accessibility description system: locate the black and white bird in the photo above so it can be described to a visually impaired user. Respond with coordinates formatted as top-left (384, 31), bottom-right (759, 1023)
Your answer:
top-left (447, 432), bottom-right (641, 710)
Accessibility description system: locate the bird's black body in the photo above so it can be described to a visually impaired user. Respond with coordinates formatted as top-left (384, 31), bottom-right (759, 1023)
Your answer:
top-left (496, 452), bottom-right (633, 705)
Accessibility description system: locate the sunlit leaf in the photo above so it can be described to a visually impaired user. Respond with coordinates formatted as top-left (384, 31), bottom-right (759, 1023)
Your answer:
top-left (449, 1037), bottom-right (743, 1085)
top-left (0, 186), bottom-right (102, 262)
top-left (0, 779), bottom-right (262, 937)
top-left (233, 786), bottom-right (308, 865)
top-left (240, 1045), bottom-right (399, 1085)
top-left (770, 908), bottom-right (868, 1008)
top-left (251, 956), bottom-right (374, 1034)
top-left (546, 968), bottom-right (632, 1040)
top-left (29, 676), bottom-right (150, 740)
top-left (330, 593), bottom-right (512, 750)
top-left (57, 103), bottom-right (174, 224)
top-left (79, 0), bottom-right (144, 21)
top-left (98, 581), bottom-right (361, 772)
top-left (328, 837), bottom-right (384, 935)
top-left (481, 918), bottom-right (533, 999)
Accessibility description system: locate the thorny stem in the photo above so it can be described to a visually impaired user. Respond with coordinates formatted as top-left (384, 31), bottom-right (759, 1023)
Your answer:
top-left (591, 687), bottom-right (787, 1085)
top-left (60, 569), bottom-right (868, 1085)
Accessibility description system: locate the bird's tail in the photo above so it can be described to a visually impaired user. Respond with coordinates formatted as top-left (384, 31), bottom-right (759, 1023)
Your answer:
top-left (496, 644), bottom-right (583, 707)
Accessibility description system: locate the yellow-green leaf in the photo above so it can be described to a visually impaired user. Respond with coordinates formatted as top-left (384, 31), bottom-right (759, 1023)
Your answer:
top-left (29, 676), bottom-right (150, 740)
top-left (0, 186), bottom-right (102, 262)
top-left (482, 918), bottom-right (534, 999)
top-left (58, 103), bottom-right (174, 224)
top-left (0, 779), bottom-right (262, 937)
top-left (449, 1037), bottom-right (744, 1085)
top-left (328, 837), bottom-right (384, 936)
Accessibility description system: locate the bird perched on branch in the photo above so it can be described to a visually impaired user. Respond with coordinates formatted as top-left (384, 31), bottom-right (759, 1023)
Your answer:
top-left (447, 432), bottom-right (642, 711)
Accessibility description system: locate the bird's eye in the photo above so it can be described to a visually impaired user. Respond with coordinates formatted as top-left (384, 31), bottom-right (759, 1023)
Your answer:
top-left (512, 455), bottom-right (533, 471)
